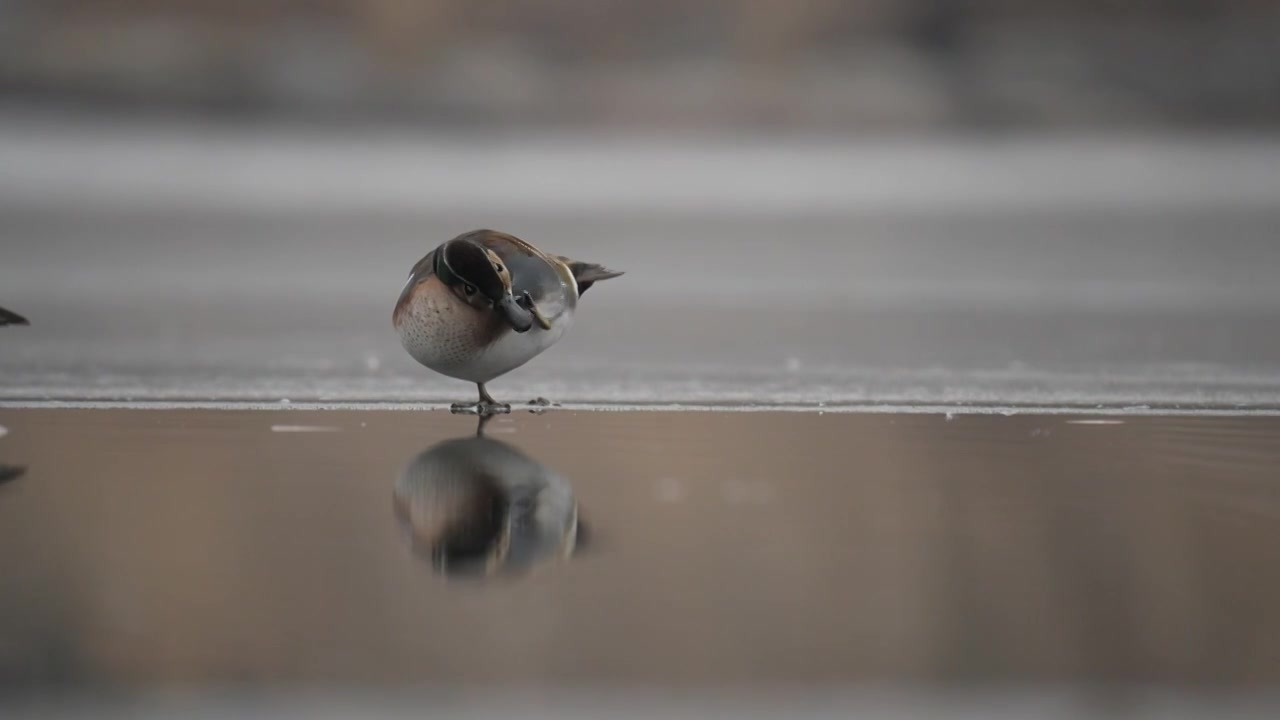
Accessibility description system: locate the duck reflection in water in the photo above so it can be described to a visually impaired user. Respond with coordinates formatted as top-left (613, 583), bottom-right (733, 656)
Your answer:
top-left (0, 466), bottom-right (24, 486)
top-left (393, 416), bottom-right (584, 578)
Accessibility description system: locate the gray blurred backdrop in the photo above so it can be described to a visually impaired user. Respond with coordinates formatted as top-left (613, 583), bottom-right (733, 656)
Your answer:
top-left (2, 1), bottom-right (1279, 407)
top-left (3, 0), bottom-right (1280, 129)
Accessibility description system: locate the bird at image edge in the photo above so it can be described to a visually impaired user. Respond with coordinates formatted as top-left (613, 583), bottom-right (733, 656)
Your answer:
top-left (394, 229), bottom-right (622, 414)
top-left (0, 307), bottom-right (28, 326)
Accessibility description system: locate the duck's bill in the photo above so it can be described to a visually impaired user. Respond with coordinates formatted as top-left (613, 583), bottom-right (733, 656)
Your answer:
top-left (496, 294), bottom-right (534, 333)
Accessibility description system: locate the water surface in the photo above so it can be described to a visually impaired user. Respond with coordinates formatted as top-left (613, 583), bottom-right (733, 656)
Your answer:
top-left (1, 409), bottom-right (1279, 717)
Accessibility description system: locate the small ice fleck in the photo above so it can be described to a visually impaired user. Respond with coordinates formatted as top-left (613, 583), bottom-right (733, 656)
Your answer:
top-left (944, 412), bottom-right (956, 422)
top-left (1067, 419), bottom-right (1125, 425)
top-left (364, 354), bottom-right (381, 372)
top-left (271, 425), bottom-right (341, 433)
top-left (279, 398), bottom-right (291, 405)
top-left (360, 422), bottom-right (367, 428)
top-left (0, 425), bottom-right (7, 439)
top-left (785, 357), bottom-right (802, 372)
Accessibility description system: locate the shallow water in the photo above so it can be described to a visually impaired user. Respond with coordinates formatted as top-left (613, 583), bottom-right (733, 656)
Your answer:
top-left (1, 409), bottom-right (1280, 717)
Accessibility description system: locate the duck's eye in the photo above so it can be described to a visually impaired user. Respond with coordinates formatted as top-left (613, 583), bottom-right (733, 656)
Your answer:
top-left (463, 284), bottom-right (477, 296)
top-left (493, 263), bottom-right (503, 273)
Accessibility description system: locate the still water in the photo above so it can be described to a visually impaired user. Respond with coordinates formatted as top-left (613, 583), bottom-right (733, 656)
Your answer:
top-left (1, 409), bottom-right (1279, 717)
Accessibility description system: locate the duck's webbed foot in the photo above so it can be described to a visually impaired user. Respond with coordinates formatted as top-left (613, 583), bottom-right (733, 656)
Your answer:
top-left (449, 401), bottom-right (511, 416)
top-left (450, 383), bottom-right (512, 416)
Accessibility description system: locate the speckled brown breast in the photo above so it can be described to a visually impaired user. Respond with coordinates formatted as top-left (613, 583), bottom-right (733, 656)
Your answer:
top-left (394, 275), bottom-right (509, 379)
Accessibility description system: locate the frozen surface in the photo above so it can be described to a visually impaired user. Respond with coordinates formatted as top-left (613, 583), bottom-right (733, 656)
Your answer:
top-left (2, 116), bottom-right (1280, 409)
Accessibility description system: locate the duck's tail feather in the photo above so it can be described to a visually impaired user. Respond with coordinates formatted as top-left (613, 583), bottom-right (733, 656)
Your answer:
top-left (557, 258), bottom-right (624, 296)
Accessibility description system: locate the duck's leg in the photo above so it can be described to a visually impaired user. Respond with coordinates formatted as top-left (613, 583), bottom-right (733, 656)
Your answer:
top-left (451, 382), bottom-right (512, 416)
top-left (477, 383), bottom-right (511, 413)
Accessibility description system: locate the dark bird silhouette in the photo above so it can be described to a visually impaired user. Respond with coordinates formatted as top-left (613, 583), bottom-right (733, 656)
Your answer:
top-left (0, 306), bottom-right (28, 326)
top-left (393, 416), bottom-right (585, 578)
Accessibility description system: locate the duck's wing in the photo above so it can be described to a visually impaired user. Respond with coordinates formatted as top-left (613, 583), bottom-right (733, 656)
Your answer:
top-left (462, 229), bottom-right (554, 263)
top-left (467, 231), bottom-right (568, 308)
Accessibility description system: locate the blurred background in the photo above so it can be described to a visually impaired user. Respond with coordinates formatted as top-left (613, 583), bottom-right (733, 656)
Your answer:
top-left (3, 0), bottom-right (1280, 130)
top-left (1, 0), bottom-right (1279, 407)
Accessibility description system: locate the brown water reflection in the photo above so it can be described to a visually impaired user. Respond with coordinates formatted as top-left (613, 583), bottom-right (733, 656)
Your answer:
top-left (393, 417), bottom-right (583, 577)
top-left (0, 409), bottom-right (1279, 692)
top-left (0, 465), bottom-right (24, 485)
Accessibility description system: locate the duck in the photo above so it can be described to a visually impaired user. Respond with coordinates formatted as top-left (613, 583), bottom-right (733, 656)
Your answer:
top-left (393, 229), bottom-right (621, 414)
top-left (0, 307), bottom-right (28, 326)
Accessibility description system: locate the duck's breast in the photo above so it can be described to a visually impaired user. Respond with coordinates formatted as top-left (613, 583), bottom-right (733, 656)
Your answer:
top-left (396, 275), bottom-right (506, 380)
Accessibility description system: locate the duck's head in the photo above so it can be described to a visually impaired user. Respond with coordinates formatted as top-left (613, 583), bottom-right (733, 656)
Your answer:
top-left (434, 238), bottom-right (534, 332)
